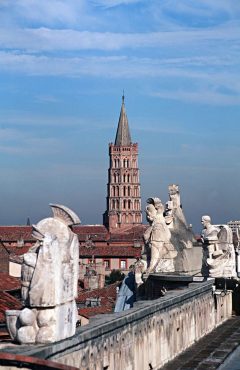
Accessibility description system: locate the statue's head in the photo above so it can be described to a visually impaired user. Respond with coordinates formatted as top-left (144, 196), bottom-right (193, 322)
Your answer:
top-left (168, 184), bottom-right (181, 208)
top-left (145, 204), bottom-right (157, 222)
top-left (201, 215), bottom-right (211, 228)
top-left (168, 184), bottom-right (179, 196)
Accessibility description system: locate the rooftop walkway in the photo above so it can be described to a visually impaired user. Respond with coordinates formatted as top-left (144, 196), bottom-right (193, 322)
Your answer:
top-left (162, 316), bottom-right (240, 370)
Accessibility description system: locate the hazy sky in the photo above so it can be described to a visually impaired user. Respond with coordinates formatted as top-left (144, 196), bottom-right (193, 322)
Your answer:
top-left (0, 0), bottom-right (240, 232)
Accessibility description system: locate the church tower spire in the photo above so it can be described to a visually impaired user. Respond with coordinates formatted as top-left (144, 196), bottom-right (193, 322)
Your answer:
top-left (103, 96), bottom-right (142, 231)
top-left (114, 94), bottom-right (131, 146)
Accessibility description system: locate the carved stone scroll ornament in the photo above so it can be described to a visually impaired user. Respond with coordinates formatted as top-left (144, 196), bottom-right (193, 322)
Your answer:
top-left (6, 204), bottom-right (80, 344)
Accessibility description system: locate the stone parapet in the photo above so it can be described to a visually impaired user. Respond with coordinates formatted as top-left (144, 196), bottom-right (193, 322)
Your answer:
top-left (1, 281), bottom-right (232, 370)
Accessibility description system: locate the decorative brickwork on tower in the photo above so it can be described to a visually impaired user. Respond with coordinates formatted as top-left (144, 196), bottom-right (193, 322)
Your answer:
top-left (103, 96), bottom-right (142, 231)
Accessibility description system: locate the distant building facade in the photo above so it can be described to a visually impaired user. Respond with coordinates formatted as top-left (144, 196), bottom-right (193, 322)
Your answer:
top-left (227, 221), bottom-right (240, 234)
top-left (103, 95), bottom-right (142, 231)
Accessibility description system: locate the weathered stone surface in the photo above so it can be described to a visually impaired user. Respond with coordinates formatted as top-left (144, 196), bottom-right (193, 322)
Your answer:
top-left (201, 215), bottom-right (237, 278)
top-left (6, 204), bottom-right (80, 344)
top-left (143, 198), bottom-right (177, 273)
top-left (3, 281), bottom-right (232, 370)
top-left (141, 185), bottom-right (202, 275)
top-left (166, 184), bottom-right (202, 273)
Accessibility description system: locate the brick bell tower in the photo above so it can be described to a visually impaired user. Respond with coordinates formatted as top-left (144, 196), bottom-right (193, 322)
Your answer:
top-left (103, 95), bottom-right (142, 231)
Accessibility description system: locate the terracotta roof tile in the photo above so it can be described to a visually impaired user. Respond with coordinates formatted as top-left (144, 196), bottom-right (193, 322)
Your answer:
top-left (76, 281), bottom-right (120, 305)
top-left (0, 226), bottom-right (33, 241)
top-left (0, 273), bottom-right (21, 291)
top-left (77, 282), bottom-right (121, 318)
top-left (0, 224), bottom-right (146, 241)
top-left (4, 245), bottom-right (31, 256)
top-left (0, 292), bottom-right (22, 324)
top-left (78, 305), bottom-right (113, 318)
top-left (79, 245), bottom-right (142, 258)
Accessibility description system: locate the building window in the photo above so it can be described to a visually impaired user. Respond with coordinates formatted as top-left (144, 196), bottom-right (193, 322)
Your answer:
top-left (119, 259), bottom-right (127, 269)
top-left (103, 259), bottom-right (111, 269)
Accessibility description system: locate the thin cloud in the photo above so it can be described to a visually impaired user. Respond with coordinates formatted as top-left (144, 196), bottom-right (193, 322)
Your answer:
top-left (91, 0), bottom-right (143, 8)
top-left (0, 23), bottom-right (240, 51)
top-left (35, 95), bottom-right (59, 103)
top-left (0, 112), bottom-right (86, 127)
top-left (0, 52), bottom-right (234, 78)
top-left (0, 50), bottom-right (239, 106)
top-left (152, 89), bottom-right (240, 106)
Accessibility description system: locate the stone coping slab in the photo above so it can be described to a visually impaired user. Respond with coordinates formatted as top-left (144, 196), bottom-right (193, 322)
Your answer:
top-left (147, 273), bottom-right (200, 282)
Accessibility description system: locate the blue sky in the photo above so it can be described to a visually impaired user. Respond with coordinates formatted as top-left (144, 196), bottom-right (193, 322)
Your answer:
top-left (0, 0), bottom-right (240, 231)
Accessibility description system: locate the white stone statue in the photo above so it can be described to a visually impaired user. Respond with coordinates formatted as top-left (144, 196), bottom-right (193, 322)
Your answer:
top-left (6, 204), bottom-right (80, 344)
top-left (201, 215), bottom-right (219, 258)
top-left (161, 184), bottom-right (202, 274)
top-left (165, 184), bottom-right (194, 249)
top-left (201, 215), bottom-right (237, 278)
top-left (143, 198), bottom-right (177, 273)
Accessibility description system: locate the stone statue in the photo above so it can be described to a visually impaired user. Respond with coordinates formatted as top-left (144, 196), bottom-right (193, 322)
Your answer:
top-left (163, 184), bottom-right (203, 274)
top-left (165, 184), bottom-right (194, 248)
top-left (143, 198), bottom-right (177, 273)
top-left (6, 204), bottom-right (80, 344)
top-left (201, 215), bottom-right (219, 258)
top-left (201, 215), bottom-right (237, 278)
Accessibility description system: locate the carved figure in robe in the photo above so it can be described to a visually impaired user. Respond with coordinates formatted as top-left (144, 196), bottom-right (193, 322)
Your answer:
top-left (143, 198), bottom-right (177, 273)
top-left (201, 215), bottom-right (237, 278)
top-left (201, 215), bottom-right (219, 259)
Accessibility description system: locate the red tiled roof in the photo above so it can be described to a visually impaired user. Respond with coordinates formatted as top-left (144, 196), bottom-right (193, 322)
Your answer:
top-left (73, 225), bottom-right (109, 236)
top-left (0, 225), bottom-right (145, 259)
top-left (76, 281), bottom-right (120, 305)
top-left (0, 226), bottom-right (33, 241)
top-left (78, 305), bottom-right (113, 318)
top-left (73, 225), bottom-right (110, 242)
top-left (78, 282), bottom-right (121, 318)
top-left (4, 245), bottom-right (31, 256)
top-left (0, 224), bottom-right (146, 242)
top-left (0, 292), bottom-right (22, 324)
top-left (79, 245), bottom-right (142, 258)
top-left (0, 273), bottom-right (21, 291)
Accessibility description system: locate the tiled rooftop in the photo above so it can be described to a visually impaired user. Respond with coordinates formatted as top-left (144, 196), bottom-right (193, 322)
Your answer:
top-left (0, 273), bottom-right (21, 291)
top-left (0, 224), bottom-right (146, 242)
top-left (78, 305), bottom-right (113, 318)
top-left (77, 281), bottom-right (120, 305)
top-left (79, 245), bottom-right (142, 257)
top-left (0, 226), bottom-right (33, 241)
top-left (77, 281), bottom-right (121, 318)
top-left (0, 292), bottom-right (22, 324)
